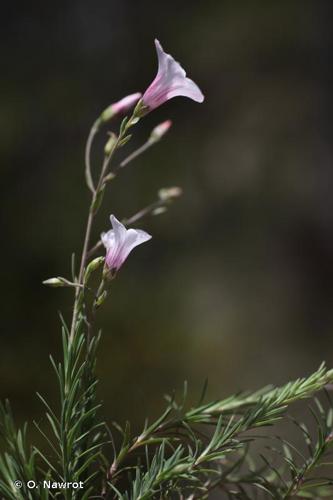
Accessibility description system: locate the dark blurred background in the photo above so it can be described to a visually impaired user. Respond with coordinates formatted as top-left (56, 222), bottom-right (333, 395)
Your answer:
top-left (1, 1), bottom-right (333, 438)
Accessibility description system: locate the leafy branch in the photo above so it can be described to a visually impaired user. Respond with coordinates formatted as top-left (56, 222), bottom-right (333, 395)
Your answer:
top-left (106, 364), bottom-right (333, 499)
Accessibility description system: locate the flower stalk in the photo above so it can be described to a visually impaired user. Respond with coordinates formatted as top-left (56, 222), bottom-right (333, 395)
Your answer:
top-left (69, 108), bottom-right (143, 345)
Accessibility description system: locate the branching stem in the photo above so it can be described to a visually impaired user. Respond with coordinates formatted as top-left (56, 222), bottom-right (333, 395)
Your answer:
top-left (69, 114), bottom-right (138, 345)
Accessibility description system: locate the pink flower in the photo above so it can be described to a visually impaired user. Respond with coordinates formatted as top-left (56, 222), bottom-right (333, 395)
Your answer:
top-left (149, 120), bottom-right (172, 143)
top-left (101, 215), bottom-right (152, 272)
top-left (142, 39), bottom-right (204, 112)
top-left (101, 92), bottom-right (142, 122)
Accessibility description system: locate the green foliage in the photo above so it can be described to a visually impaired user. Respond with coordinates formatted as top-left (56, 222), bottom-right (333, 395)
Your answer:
top-left (2, 360), bottom-right (333, 498)
top-left (0, 400), bottom-right (49, 499)
top-left (34, 316), bottom-right (106, 499)
top-left (104, 364), bottom-right (333, 499)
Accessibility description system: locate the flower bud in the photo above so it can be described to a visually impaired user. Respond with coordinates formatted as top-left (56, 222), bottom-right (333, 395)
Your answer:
top-left (43, 277), bottom-right (68, 287)
top-left (101, 93), bottom-right (142, 123)
top-left (84, 256), bottom-right (105, 283)
top-left (104, 132), bottom-right (118, 155)
top-left (103, 172), bottom-right (116, 183)
top-left (152, 206), bottom-right (167, 216)
top-left (158, 186), bottom-right (183, 201)
top-left (94, 290), bottom-right (108, 308)
top-left (149, 120), bottom-right (172, 144)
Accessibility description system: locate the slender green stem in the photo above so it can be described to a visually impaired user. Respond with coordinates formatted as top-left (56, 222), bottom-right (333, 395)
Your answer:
top-left (119, 140), bottom-right (152, 168)
top-left (123, 200), bottom-right (160, 225)
top-left (69, 152), bottom-right (116, 345)
top-left (85, 119), bottom-right (100, 193)
top-left (69, 114), bottom-right (137, 345)
top-left (69, 209), bottom-right (94, 345)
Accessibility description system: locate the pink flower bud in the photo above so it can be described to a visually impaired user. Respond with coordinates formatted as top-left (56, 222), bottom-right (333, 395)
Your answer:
top-left (142, 40), bottom-right (204, 113)
top-left (101, 92), bottom-right (142, 122)
top-left (149, 120), bottom-right (172, 143)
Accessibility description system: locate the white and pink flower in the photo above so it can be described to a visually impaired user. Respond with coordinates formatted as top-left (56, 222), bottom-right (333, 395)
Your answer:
top-left (142, 39), bottom-right (204, 112)
top-left (101, 215), bottom-right (151, 272)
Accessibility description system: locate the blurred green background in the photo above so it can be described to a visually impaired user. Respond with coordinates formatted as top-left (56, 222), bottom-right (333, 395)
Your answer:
top-left (1, 1), bottom-right (333, 436)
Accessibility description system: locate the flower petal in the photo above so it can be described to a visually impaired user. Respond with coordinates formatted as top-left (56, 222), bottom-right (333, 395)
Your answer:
top-left (101, 230), bottom-right (115, 250)
top-left (110, 215), bottom-right (127, 246)
top-left (142, 39), bottom-right (204, 111)
top-left (103, 215), bottom-right (128, 270)
top-left (116, 229), bottom-right (152, 268)
top-left (103, 216), bottom-right (152, 271)
top-left (164, 76), bottom-right (204, 103)
top-left (155, 39), bottom-right (186, 80)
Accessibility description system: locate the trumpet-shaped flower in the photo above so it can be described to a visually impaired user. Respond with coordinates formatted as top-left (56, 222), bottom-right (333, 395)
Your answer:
top-left (101, 215), bottom-right (152, 272)
top-left (142, 39), bottom-right (204, 112)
